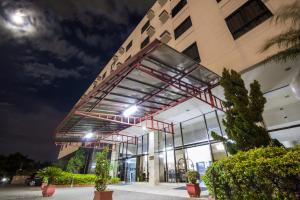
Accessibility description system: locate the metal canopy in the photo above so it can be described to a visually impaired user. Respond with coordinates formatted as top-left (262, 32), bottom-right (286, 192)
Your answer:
top-left (55, 40), bottom-right (224, 145)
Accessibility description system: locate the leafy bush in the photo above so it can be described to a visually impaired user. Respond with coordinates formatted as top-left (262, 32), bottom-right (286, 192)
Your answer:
top-left (187, 170), bottom-right (199, 184)
top-left (37, 166), bottom-right (63, 184)
top-left (109, 177), bottom-right (120, 184)
top-left (95, 147), bottom-right (110, 191)
top-left (203, 146), bottom-right (300, 200)
top-left (66, 148), bottom-right (86, 173)
top-left (55, 172), bottom-right (96, 185)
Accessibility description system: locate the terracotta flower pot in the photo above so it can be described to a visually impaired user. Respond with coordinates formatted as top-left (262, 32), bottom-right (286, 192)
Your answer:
top-left (42, 184), bottom-right (56, 197)
top-left (93, 191), bottom-right (113, 200)
top-left (41, 183), bottom-right (47, 190)
top-left (186, 183), bottom-right (201, 198)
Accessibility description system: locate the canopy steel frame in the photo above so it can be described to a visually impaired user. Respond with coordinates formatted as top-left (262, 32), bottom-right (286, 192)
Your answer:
top-left (74, 111), bottom-right (174, 134)
top-left (136, 64), bottom-right (225, 112)
top-left (55, 39), bottom-right (225, 145)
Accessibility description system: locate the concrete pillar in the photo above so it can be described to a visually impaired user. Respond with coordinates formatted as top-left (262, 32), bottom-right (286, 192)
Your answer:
top-left (148, 131), bottom-right (159, 185)
top-left (110, 144), bottom-right (118, 177)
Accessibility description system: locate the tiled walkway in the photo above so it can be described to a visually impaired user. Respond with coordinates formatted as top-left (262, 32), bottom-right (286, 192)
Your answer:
top-left (0, 183), bottom-right (208, 200)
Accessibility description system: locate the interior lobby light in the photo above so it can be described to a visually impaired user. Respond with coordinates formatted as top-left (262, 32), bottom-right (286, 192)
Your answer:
top-left (290, 69), bottom-right (300, 100)
top-left (123, 105), bottom-right (138, 117)
top-left (84, 132), bottom-right (94, 139)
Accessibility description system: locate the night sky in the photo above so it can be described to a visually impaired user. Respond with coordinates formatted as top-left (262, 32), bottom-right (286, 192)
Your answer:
top-left (0, 0), bottom-right (155, 161)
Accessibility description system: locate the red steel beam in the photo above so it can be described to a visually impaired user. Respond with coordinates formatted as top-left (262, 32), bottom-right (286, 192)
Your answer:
top-left (137, 64), bottom-right (225, 112)
top-left (134, 65), bottom-right (199, 109)
top-left (74, 111), bottom-right (174, 134)
top-left (76, 40), bottom-right (162, 111)
top-left (55, 131), bottom-right (137, 144)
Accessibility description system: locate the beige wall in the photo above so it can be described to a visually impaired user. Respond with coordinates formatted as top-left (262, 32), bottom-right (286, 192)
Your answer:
top-left (84, 0), bottom-right (291, 96)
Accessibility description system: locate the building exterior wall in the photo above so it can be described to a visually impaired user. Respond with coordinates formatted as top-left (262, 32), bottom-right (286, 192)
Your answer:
top-left (58, 0), bottom-right (299, 181)
top-left (82, 0), bottom-right (291, 98)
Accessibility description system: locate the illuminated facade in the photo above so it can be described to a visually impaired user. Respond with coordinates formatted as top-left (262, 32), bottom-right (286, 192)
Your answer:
top-left (56, 0), bottom-right (300, 186)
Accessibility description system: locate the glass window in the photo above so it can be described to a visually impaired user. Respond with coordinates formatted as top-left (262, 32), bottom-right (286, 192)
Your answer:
top-left (174, 124), bottom-right (183, 147)
top-left (102, 71), bottom-right (107, 80)
top-left (174, 16), bottom-right (192, 39)
top-left (137, 136), bottom-right (143, 155)
top-left (141, 36), bottom-right (150, 49)
top-left (127, 143), bottom-right (136, 157)
top-left (181, 116), bottom-right (207, 145)
top-left (171, 0), bottom-right (187, 18)
top-left (126, 40), bottom-right (132, 51)
top-left (211, 142), bottom-right (227, 161)
top-left (205, 112), bottom-right (222, 140)
top-left (142, 134), bottom-right (149, 154)
top-left (225, 0), bottom-right (272, 39)
top-left (175, 150), bottom-right (187, 182)
top-left (182, 42), bottom-right (201, 62)
top-left (141, 20), bottom-right (150, 34)
top-left (186, 145), bottom-right (212, 189)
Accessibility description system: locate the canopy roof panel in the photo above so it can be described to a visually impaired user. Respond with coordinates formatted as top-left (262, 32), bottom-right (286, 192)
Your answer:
top-left (55, 40), bottom-right (224, 144)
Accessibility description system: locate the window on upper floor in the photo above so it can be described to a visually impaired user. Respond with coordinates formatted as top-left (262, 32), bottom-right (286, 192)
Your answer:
top-left (225, 0), bottom-right (272, 39)
top-left (141, 36), bottom-right (150, 49)
top-left (174, 16), bottom-right (192, 39)
top-left (171, 0), bottom-right (187, 18)
top-left (126, 40), bottom-right (133, 51)
top-left (182, 42), bottom-right (201, 63)
top-left (125, 55), bottom-right (131, 62)
top-left (102, 71), bottom-right (107, 80)
top-left (141, 20), bottom-right (150, 34)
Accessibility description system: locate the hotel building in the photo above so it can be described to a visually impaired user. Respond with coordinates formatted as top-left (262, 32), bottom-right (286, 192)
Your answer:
top-left (55, 0), bottom-right (300, 186)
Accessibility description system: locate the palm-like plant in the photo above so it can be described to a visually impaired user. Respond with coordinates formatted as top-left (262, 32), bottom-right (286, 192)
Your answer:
top-left (260, 1), bottom-right (300, 63)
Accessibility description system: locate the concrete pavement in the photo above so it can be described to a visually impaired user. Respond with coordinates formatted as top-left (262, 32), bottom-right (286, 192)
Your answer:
top-left (0, 184), bottom-right (208, 200)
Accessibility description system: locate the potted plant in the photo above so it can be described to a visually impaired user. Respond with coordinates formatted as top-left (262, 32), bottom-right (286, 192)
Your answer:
top-left (186, 170), bottom-right (201, 197)
top-left (94, 147), bottom-right (113, 200)
top-left (37, 166), bottom-right (62, 197)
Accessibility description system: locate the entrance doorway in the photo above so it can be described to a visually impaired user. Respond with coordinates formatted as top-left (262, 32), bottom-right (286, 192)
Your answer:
top-left (125, 158), bottom-right (136, 183)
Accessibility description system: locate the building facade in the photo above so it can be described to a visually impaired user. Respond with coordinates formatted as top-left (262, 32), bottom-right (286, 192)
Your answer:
top-left (57, 0), bottom-right (300, 186)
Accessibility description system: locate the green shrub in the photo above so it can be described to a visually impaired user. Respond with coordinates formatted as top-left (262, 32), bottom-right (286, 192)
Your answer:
top-left (109, 177), bottom-right (120, 184)
top-left (37, 166), bottom-right (63, 184)
top-left (95, 147), bottom-right (110, 191)
top-left (187, 170), bottom-right (200, 184)
top-left (54, 172), bottom-right (96, 185)
top-left (203, 146), bottom-right (300, 200)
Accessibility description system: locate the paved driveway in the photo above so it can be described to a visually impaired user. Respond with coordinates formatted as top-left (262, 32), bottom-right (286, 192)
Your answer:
top-left (0, 185), bottom-right (193, 200)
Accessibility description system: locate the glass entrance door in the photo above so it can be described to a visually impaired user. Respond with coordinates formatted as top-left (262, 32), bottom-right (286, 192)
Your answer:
top-left (125, 158), bottom-right (136, 183)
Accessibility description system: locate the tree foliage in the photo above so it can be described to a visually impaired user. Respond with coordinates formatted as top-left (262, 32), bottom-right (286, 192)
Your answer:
top-left (66, 148), bottom-right (86, 174)
top-left (260, 1), bottom-right (300, 63)
top-left (203, 146), bottom-right (300, 200)
top-left (212, 69), bottom-right (273, 154)
top-left (95, 146), bottom-right (110, 191)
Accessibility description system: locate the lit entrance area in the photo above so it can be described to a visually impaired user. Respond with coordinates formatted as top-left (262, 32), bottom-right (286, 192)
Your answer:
top-left (125, 158), bottom-right (136, 183)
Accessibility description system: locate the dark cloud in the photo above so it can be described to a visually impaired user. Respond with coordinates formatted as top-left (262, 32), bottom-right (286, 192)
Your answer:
top-left (0, 0), bottom-right (155, 161)
top-left (0, 101), bottom-right (63, 161)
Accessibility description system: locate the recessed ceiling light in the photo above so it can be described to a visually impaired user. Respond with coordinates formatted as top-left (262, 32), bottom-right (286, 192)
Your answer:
top-left (285, 67), bottom-right (292, 71)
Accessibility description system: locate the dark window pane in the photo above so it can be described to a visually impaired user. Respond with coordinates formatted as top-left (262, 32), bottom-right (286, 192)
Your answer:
top-left (126, 41), bottom-right (132, 51)
top-left (174, 16), bottom-right (192, 39)
top-left (225, 0), bottom-right (272, 39)
top-left (141, 36), bottom-right (150, 49)
top-left (171, 0), bottom-right (187, 18)
top-left (182, 42), bottom-right (201, 62)
top-left (141, 20), bottom-right (150, 34)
